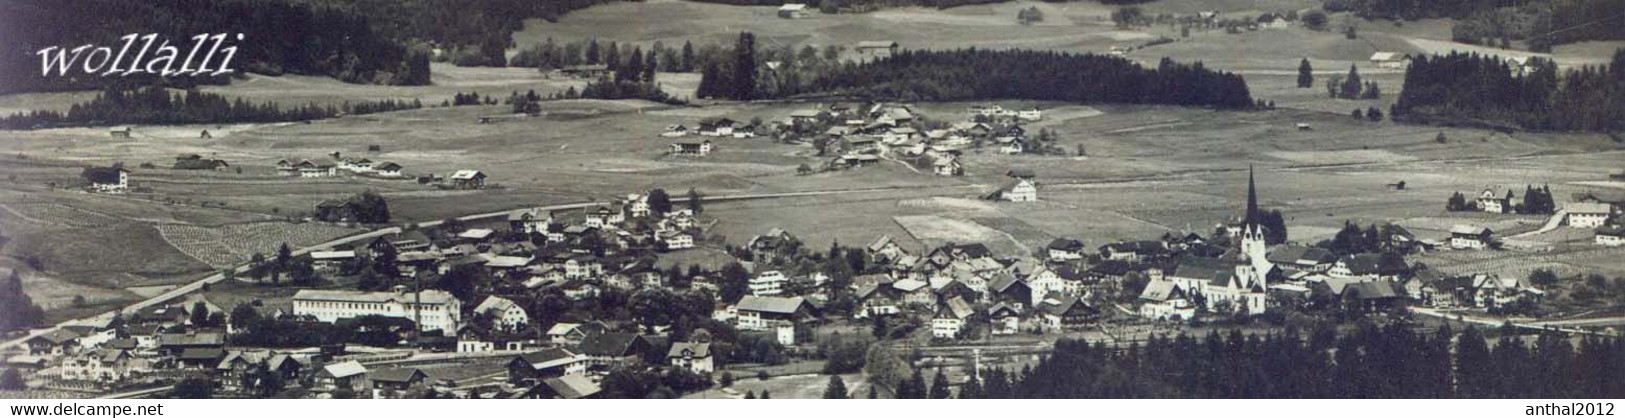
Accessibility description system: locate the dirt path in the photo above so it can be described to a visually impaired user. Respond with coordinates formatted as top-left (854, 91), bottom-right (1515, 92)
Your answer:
top-left (1508, 209), bottom-right (1567, 239)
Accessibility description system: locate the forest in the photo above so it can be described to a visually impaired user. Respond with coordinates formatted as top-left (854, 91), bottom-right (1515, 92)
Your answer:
top-left (0, 0), bottom-right (431, 94)
top-left (0, 87), bottom-right (423, 129)
top-left (1321, 0), bottom-right (1624, 51)
top-left (960, 324), bottom-right (1624, 399)
top-left (1391, 49), bottom-right (1625, 132)
top-left (737, 48), bottom-right (1254, 108)
top-left (303, 0), bottom-right (628, 67)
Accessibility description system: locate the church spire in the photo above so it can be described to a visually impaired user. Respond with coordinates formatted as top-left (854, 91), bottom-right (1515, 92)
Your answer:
top-left (1244, 164), bottom-right (1260, 226)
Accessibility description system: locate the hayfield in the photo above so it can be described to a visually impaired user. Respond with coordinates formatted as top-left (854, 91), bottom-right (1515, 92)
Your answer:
top-left (156, 222), bottom-right (363, 268)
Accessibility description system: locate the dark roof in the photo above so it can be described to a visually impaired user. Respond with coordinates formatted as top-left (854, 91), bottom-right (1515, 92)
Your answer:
top-left (179, 348), bottom-right (226, 360)
top-left (1047, 238), bottom-right (1086, 251)
top-left (1266, 245), bottom-right (1334, 265)
top-left (82, 167), bottom-right (127, 184)
top-left (369, 367), bottom-right (428, 383)
top-left (1102, 240), bottom-right (1166, 255)
top-left (576, 332), bottom-right (645, 357)
top-left (1346, 281), bottom-right (1403, 300)
top-left (1006, 168), bottom-right (1035, 178)
top-left (1088, 260), bottom-right (1135, 276)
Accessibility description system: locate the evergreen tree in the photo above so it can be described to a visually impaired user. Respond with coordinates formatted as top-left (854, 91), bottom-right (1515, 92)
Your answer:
top-left (730, 32), bottom-right (758, 100)
top-left (0, 270), bottom-right (44, 332)
top-left (681, 41), bottom-right (696, 72)
top-left (687, 188), bottom-right (704, 214)
top-left (1341, 65), bottom-right (1363, 99)
top-left (824, 375), bottom-right (850, 399)
top-left (0, 368), bottom-right (22, 391)
top-left (929, 368), bottom-right (952, 399)
top-left (1297, 58), bottom-right (1315, 88)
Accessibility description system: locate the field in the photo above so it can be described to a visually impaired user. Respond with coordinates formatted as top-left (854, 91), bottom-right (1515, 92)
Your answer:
top-left (155, 222), bottom-right (362, 268)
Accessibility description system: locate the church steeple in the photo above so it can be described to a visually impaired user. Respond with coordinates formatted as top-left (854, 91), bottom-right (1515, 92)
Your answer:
top-left (1244, 164), bottom-right (1260, 227)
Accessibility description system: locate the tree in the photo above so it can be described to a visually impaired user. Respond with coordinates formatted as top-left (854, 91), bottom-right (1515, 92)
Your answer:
top-left (929, 368), bottom-right (951, 399)
top-left (680, 41), bottom-right (696, 72)
top-left (868, 385), bottom-right (879, 399)
top-left (824, 375), bottom-right (850, 399)
top-left (1340, 65), bottom-right (1363, 99)
top-left (719, 262), bottom-right (751, 303)
top-left (686, 188), bottom-right (704, 214)
top-left (744, 390), bottom-right (756, 399)
top-left (0, 368), bottom-right (23, 391)
top-left (648, 188), bottom-right (673, 215)
top-left (899, 368), bottom-right (928, 399)
top-left (1297, 58), bottom-right (1315, 88)
top-left (730, 32), bottom-right (758, 101)
top-left (1367, 106), bottom-right (1384, 122)
top-left (0, 270), bottom-right (44, 332)
top-left (170, 378), bottom-right (215, 399)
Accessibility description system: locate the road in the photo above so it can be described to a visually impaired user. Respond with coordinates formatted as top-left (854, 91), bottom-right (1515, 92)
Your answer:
top-left (1, 184), bottom-right (983, 351)
top-left (1407, 306), bottom-right (1617, 336)
top-left (1509, 209), bottom-right (1568, 239)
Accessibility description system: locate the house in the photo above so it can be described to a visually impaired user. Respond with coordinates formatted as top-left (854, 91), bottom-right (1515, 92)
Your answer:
top-left (576, 332), bottom-right (652, 370)
top-left (292, 289), bottom-right (462, 333)
top-left (855, 282), bottom-right (902, 318)
top-left (1449, 225), bottom-right (1494, 249)
top-left (1328, 253), bottom-right (1409, 281)
top-left (524, 374), bottom-right (602, 399)
top-left (1046, 238), bottom-right (1087, 261)
top-left (109, 126), bottom-right (132, 137)
top-left (1038, 296), bottom-right (1099, 329)
top-left (670, 139), bottom-right (713, 156)
top-left (369, 367), bottom-right (429, 397)
top-left (1100, 241), bottom-right (1167, 262)
top-left (1597, 226), bottom-right (1625, 247)
top-left (157, 332), bottom-right (225, 356)
top-left (62, 348), bottom-right (134, 382)
top-left (24, 329), bottom-right (83, 356)
top-left (657, 230), bottom-right (694, 250)
top-left (508, 208), bottom-right (550, 234)
top-left (373, 162), bottom-right (405, 177)
top-left (546, 322), bottom-right (606, 346)
top-left (339, 158), bottom-right (374, 173)
top-left (1017, 108), bottom-right (1042, 121)
top-left (315, 361), bottom-right (368, 393)
top-left (998, 138), bottom-right (1024, 154)
top-left (473, 296), bottom-right (529, 330)
top-left (450, 170), bottom-right (487, 189)
top-left (177, 348), bottom-right (226, 369)
top-left (1477, 189), bottom-right (1513, 214)
top-left (1369, 52), bottom-right (1411, 69)
top-left (854, 41), bottom-right (899, 62)
top-left (933, 157), bottom-right (963, 176)
top-left (1266, 245), bottom-right (1336, 273)
top-left (1138, 280), bottom-right (1195, 321)
top-left (1566, 203), bottom-right (1613, 228)
top-left (932, 297), bottom-right (975, 339)
top-left (661, 125), bottom-right (688, 138)
top-left (736, 295), bottom-right (817, 344)
top-left (309, 250), bottom-right (355, 274)
top-left (83, 167), bottom-right (130, 193)
top-left (988, 274), bottom-right (1033, 308)
top-left (1342, 281), bottom-right (1407, 312)
top-left (667, 342), bottom-right (714, 373)
top-left (777, 3), bottom-right (808, 18)
top-left (1465, 273), bottom-right (1543, 308)
top-left (867, 235), bottom-right (907, 262)
top-left (1256, 12), bottom-right (1290, 29)
top-left (508, 348), bottom-right (588, 384)
top-left (298, 162), bottom-right (337, 178)
top-left (986, 178), bottom-right (1037, 202)
top-left (697, 118), bottom-right (736, 137)
top-left (749, 270), bottom-right (789, 296)
top-left (987, 303), bottom-right (1022, 335)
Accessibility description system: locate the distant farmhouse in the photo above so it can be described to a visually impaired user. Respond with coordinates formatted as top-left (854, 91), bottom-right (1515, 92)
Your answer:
top-left (82, 166), bottom-right (130, 193)
top-left (778, 3), bottom-right (808, 18)
top-left (854, 41), bottom-right (899, 63)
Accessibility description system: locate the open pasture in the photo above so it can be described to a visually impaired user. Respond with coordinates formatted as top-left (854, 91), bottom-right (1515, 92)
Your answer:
top-left (155, 222), bottom-right (362, 268)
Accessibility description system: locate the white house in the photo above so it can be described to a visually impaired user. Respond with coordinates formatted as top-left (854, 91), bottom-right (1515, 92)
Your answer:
top-left (1596, 226), bottom-right (1625, 247)
top-left (1369, 52), bottom-right (1411, 69)
top-left (777, 3), bottom-right (808, 18)
top-left (667, 342), bottom-right (714, 373)
top-left (1138, 280), bottom-right (1195, 321)
top-left (931, 297), bottom-right (974, 339)
top-left (84, 167), bottom-right (130, 193)
top-left (987, 178), bottom-right (1037, 202)
top-left (292, 289), bottom-right (462, 333)
top-left (474, 296), bottom-right (530, 330)
top-left (749, 270), bottom-right (789, 296)
top-left (1566, 203), bottom-right (1613, 228)
top-left (1449, 225), bottom-right (1494, 250)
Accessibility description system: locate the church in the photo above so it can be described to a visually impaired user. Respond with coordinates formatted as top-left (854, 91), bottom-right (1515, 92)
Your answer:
top-left (1163, 167), bottom-right (1274, 315)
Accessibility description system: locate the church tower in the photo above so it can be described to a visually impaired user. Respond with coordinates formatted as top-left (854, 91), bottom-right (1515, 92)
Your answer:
top-left (1239, 165), bottom-right (1271, 287)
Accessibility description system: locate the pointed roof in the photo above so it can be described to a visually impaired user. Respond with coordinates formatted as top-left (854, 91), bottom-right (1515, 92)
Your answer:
top-left (1244, 165), bottom-right (1261, 227)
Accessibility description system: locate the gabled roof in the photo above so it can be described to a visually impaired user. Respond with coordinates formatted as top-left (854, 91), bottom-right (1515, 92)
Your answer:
top-left (1337, 253), bottom-right (1409, 276)
top-left (938, 297), bottom-right (975, 319)
top-left (542, 374), bottom-right (601, 399)
top-left (1565, 203), bottom-right (1613, 214)
top-left (322, 360), bottom-right (367, 379)
top-left (1047, 238), bottom-right (1086, 251)
top-left (474, 296), bottom-right (522, 316)
top-left (736, 295), bottom-right (809, 315)
top-left (516, 348), bottom-right (581, 370)
top-left (856, 41), bottom-right (898, 48)
top-left (179, 348), bottom-right (226, 361)
top-left (668, 342), bottom-right (711, 358)
top-left (1266, 245), bottom-right (1334, 266)
top-left (1138, 280), bottom-right (1186, 302)
top-left (1450, 225), bottom-right (1492, 235)
top-left (576, 333), bottom-right (646, 357)
top-left (29, 329), bottom-right (82, 345)
top-left (369, 367), bottom-right (427, 384)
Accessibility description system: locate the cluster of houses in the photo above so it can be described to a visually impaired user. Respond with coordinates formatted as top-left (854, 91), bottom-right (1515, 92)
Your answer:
top-left (275, 156), bottom-right (406, 179)
top-left (1464, 187), bottom-right (1624, 247)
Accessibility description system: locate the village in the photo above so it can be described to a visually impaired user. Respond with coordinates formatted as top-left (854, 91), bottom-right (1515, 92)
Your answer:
top-left (13, 100), bottom-right (1625, 398)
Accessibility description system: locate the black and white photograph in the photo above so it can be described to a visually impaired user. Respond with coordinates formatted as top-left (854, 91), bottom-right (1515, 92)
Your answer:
top-left (0, 0), bottom-right (1623, 409)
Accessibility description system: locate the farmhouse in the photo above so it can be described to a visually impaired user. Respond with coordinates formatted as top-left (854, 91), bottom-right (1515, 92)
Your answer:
top-left (931, 297), bottom-right (975, 339)
top-left (670, 139), bottom-right (713, 156)
top-left (1449, 225), bottom-right (1494, 249)
top-left (1477, 189), bottom-right (1513, 214)
top-left (749, 270), bottom-right (789, 296)
top-left (292, 289), bottom-right (463, 333)
top-left (474, 296), bottom-right (529, 330)
top-left (523, 375), bottom-right (602, 399)
top-left (777, 3), bottom-right (808, 18)
top-left (508, 348), bottom-right (587, 384)
top-left (173, 154), bottom-right (229, 170)
top-left (667, 342), bottom-right (714, 373)
top-left (297, 161), bottom-right (336, 178)
top-left (854, 41), bottom-right (899, 62)
top-left (309, 250), bottom-right (355, 274)
top-left (1565, 203), bottom-right (1613, 228)
top-left (1047, 238), bottom-right (1087, 261)
top-left (1328, 253), bottom-right (1409, 281)
top-left (735, 295), bottom-right (817, 344)
top-left (373, 162), bottom-right (405, 177)
top-left (315, 361), bottom-right (368, 393)
top-left (1266, 245), bottom-right (1336, 273)
top-left (450, 170), bottom-right (487, 189)
top-left (1596, 226), bottom-right (1625, 247)
top-left (1370, 52), bottom-right (1411, 69)
top-left (1138, 280), bottom-right (1195, 321)
top-left (986, 178), bottom-right (1037, 202)
top-left (697, 118), bottom-right (736, 136)
top-left (577, 332), bottom-right (653, 370)
top-left (558, 64), bottom-right (610, 79)
top-left (82, 167), bottom-right (130, 193)
top-left (933, 157), bottom-right (963, 176)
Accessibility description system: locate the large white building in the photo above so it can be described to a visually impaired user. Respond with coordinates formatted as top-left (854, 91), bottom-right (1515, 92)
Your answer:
top-left (749, 270), bottom-right (789, 296)
top-left (293, 289), bottom-right (462, 333)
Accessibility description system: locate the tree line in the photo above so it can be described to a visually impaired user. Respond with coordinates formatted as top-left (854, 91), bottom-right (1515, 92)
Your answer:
top-left (0, 87), bottom-right (423, 130)
top-left (703, 43), bottom-right (1254, 108)
top-left (1392, 49), bottom-right (1625, 132)
top-left (0, 0), bottom-right (431, 95)
top-left (1449, 0), bottom-right (1625, 51)
top-left (967, 323), bottom-right (1623, 398)
top-left (0, 270), bottom-right (46, 333)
